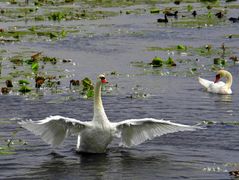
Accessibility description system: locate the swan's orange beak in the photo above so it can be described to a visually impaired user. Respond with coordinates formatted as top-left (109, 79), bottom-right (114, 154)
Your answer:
top-left (101, 79), bottom-right (107, 84)
top-left (214, 74), bottom-right (220, 83)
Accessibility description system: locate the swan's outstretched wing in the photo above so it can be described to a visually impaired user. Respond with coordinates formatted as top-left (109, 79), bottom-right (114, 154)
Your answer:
top-left (18, 115), bottom-right (90, 147)
top-left (113, 118), bottom-right (200, 147)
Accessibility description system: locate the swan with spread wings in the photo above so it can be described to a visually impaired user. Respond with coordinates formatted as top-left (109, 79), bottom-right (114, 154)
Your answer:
top-left (19, 74), bottom-right (200, 153)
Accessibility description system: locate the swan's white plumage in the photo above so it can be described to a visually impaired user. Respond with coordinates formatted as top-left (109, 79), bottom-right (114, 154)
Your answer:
top-left (113, 118), bottom-right (197, 147)
top-left (198, 77), bottom-right (229, 94)
top-left (19, 74), bottom-right (201, 153)
top-left (19, 116), bottom-right (89, 147)
top-left (198, 70), bottom-right (232, 95)
top-left (198, 77), bottom-right (214, 89)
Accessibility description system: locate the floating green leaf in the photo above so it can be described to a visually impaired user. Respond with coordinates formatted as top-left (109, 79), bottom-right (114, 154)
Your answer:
top-left (86, 89), bottom-right (94, 98)
top-left (49, 12), bottom-right (66, 21)
top-left (164, 57), bottom-right (176, 66)
top-left (150, 8), bottom-right (160, 14)
top-left (213, 58), bottom-right (226, 66)
top-left (18, 85), bottom-right (32, 93)
top-left (187, 5), bottom-right (193, 12)
top-left (0, 147), bottom-right (15, 155)
top-left (151, 57), bottom-right (164, 67)
top-left (31, 62), bottom-right (39, 73)
top-left (82, 77), bottom-right (93, 90)
top-left (18, 80), bottom-right (30, 85)
top-left (177, 44), bottom-right (187, 51)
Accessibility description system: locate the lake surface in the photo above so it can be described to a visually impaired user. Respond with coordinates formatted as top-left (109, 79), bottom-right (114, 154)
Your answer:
top-left (0, 1), bottom-right (239, 179)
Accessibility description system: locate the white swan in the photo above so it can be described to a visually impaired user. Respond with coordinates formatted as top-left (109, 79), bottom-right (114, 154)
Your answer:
top-left (19, 74), bottom-right (200, 153)
top-left (198, 70), bottom-right (232, 95)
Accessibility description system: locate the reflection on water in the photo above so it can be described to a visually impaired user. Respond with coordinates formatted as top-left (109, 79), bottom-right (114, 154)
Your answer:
top-left (216, 94), bottom-right (232, 103)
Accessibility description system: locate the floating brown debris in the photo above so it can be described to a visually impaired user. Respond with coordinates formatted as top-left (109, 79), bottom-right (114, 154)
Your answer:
top-left (70, 79), bottom-right (80, 88)
top-left (174, 0), bottom-right (181, 5)
top-left (229, 56), bottom-right (238, 64)
top-left (1, 87), bottom-right (10, 94)
top-left (229, 170), bottom-right (239, 177)
top-left (35, 76), bottom-right (45, 88)
top-left (62, 59), bottom-right (72, 63)
top-left (31, 52), bottom-right (42, 61)
top-left (5, 80), bottom-right (13, 88)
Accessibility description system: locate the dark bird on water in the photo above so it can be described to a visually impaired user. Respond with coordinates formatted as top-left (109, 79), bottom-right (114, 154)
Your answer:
top-left (192, 10), bottom-right (197, 18)
top-left (215, 12), bottom-right (224, 19)
top-left (229, 16), bottom-right (239, 23)
top-left (157, 14), bottom-right (168, 23)
top-left (165, 11), bottom-right (178, 18)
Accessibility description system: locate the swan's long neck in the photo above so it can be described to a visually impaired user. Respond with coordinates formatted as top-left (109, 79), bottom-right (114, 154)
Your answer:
top-left (225, 72), bottom-right (233, 89)
top-left (93, 81), bottom-right (109, 123)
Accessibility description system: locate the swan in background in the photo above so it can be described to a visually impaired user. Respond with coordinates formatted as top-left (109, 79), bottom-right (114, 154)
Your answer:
top-left (198, 70), bottom-right (232, 95)
top-left (19, 74), bottom-right (200, 153)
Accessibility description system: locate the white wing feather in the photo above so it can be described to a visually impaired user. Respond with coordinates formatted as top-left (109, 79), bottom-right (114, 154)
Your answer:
top-left (198, 77), bottom-right (213, 89)
top-left (18, 115), bottom-right (90, 147)
top-left (113, 118), bottom-right (199, 147)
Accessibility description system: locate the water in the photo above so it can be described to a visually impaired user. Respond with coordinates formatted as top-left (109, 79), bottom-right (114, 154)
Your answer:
top-left (1, 2), bottom-right (239, 180)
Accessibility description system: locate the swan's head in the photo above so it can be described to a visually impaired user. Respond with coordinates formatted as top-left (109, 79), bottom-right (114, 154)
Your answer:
top-left (98, 74), bottom-right (107, 84)
top-left (214, 70), bottom-right (230, 83)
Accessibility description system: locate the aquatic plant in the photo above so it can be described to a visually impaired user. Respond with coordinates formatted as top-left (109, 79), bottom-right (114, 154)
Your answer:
top-left (31, 62), bottom-right (39, 73)
top-left (48, 12), bottom-right (66, 21)
top-left (187, 5), bottom-right (193, 12)
top-left (18, 80), bottom-right (32, 93)
top-left (0, 129), bottom-right (27, 155)
top-left (81, 77), bottom-right (94, 98)
top-left (177, 44), bottom-right (187, 51)
top-left (213, 58), bottom-right (226, 66)
top-left (150, 8), bottom-right (160, 14)
top-left (200, 0), bottom-right (218, 3)
top-left (18, 80), bottom-right (30, 85)
top-left (151, 57), bottom-right (164, 67)
top-left (164, 57), bottom-right (177, 66)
